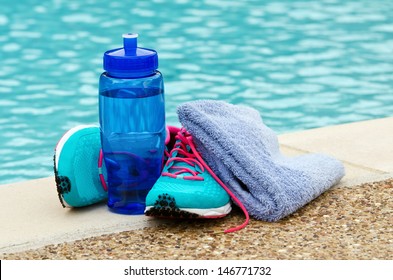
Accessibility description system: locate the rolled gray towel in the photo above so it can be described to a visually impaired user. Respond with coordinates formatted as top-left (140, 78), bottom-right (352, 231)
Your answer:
top-left (177, 100), bottom-right (345, 221)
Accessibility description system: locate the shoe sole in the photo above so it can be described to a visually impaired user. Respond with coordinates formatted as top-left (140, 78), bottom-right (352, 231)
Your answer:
top-left (54, 125), bottom-right (107, 207)
top-left (55, 125), bottom-right (96, 169)
top-left (144, 193), bottom-right (231, 218)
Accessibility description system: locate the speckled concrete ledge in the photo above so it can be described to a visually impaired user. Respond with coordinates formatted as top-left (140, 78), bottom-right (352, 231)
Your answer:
top-left (1, 117), bottom-right (393, 259)
top-left (2, 179), bottom-right (392, 260)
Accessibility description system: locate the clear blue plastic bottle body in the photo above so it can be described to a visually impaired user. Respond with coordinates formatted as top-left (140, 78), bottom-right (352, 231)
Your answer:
top-left (99, 70), bottom-right (165, 214)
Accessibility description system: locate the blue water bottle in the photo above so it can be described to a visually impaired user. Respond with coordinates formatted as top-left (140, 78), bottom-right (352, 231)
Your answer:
top-left (99, 33), bottom-right (165, 214)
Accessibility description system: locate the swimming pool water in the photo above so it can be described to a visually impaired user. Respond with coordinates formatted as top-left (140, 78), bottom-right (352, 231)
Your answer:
top-left (1, 0), bottom-right (393, 184)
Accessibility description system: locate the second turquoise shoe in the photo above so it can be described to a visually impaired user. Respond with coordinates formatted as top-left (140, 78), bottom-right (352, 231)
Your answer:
top-left (145, 128), bottom-right (232, 219)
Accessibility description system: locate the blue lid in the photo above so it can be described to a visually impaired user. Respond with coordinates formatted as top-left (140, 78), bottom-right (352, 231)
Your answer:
top-left (103, 33), bottom-right (158, 78)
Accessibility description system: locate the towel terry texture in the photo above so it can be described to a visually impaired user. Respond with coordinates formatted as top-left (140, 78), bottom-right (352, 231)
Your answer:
top-left (177, 100), bottom-right (345, 222)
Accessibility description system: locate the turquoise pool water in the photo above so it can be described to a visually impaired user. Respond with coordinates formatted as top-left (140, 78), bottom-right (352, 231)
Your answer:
top-left (1, 0), bottom-right (393, 184)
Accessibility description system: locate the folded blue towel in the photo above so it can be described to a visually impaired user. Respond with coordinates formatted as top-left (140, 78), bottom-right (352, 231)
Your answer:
top-left (177, 100), bottom-right (345, 222)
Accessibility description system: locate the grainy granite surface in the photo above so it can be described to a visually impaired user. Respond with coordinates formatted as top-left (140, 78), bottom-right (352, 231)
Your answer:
top-left (2, 179), bottom-right (392, 260)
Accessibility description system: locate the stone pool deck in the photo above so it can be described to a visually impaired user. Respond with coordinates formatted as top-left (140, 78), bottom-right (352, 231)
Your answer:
top-left (1, 117), bottom-right (392, 259)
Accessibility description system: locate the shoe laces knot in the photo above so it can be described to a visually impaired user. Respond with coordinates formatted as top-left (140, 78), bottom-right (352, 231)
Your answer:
top-left (162, 128), bottom-right (205, 181)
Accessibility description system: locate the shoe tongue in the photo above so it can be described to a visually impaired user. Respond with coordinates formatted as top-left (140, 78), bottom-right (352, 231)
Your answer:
top-left (174, 162), bottom-right (195, 174)
top-left (168, 141), bottom-right (200, 176)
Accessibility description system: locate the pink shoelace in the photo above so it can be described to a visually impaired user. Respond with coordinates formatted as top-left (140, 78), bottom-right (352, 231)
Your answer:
top-left (162, 128), bottom-right (250, 233)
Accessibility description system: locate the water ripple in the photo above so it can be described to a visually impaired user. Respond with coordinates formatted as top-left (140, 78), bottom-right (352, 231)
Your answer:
top-left (1, 0), bottom-right (393, 183)
top-left (61, 13), bottom-right (99, 24)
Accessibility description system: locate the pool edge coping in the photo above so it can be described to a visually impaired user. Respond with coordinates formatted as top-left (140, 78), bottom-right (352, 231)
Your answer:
top-left (1, 117), bottom-right (393, 254)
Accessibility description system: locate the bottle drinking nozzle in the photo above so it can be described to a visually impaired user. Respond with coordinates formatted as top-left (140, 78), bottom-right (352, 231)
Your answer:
top-left (123, 33), bottom-right (138, 55)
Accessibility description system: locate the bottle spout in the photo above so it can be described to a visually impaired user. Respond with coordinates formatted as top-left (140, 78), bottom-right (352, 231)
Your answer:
top-left (123, 33), bottom-right (138, 55)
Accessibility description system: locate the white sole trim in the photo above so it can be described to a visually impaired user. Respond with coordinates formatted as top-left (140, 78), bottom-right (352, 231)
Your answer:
top-left (55, 124), bottom-right (99, 168)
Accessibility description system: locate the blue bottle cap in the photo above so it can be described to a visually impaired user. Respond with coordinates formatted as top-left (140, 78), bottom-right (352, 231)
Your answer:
top-left (103, 33), bottom-right (158, 78)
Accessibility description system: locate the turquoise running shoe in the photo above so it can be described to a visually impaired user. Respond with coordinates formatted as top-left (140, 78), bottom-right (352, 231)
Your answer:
top-left (54, 125), bottom-right (106, 207)
top-left (54, 125), bottom-right (180, 208)
top-left (145, 128), bottom-right (232, 219)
